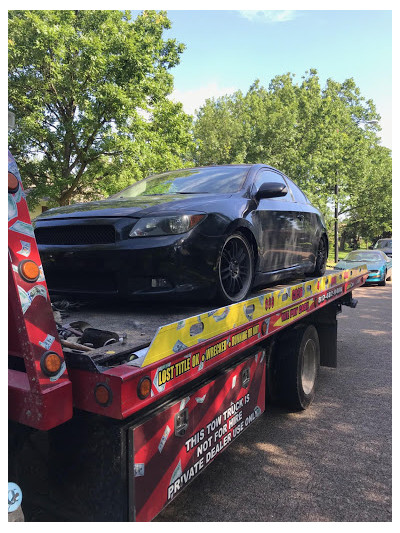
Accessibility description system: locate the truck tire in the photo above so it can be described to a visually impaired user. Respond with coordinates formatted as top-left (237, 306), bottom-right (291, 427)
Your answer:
top-left (274, 324), bottom-right (320, 410)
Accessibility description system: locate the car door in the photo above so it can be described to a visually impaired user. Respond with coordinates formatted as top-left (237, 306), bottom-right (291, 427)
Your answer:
top-left (250, 169), bottom-right (301, 272)
top-left (383, 253), bottom-right (392, 278)
top-left (284, 176), bottom-right (315, 266)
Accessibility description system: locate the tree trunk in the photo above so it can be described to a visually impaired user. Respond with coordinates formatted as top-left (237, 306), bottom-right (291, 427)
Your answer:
top-left (334, 180), bottom-right (339, 263)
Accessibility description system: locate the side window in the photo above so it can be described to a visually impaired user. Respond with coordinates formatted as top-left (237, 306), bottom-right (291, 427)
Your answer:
top-left (254, 170), bottom-right (290, 201)
top-left (285, 177), bottom-right (308, 204)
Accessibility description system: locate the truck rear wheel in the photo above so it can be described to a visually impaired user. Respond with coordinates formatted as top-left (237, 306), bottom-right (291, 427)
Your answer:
top-left (274, 324), bottom-right (320, 410)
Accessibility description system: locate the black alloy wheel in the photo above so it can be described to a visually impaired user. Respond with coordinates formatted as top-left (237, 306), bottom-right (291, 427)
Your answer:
top-left (217, 233), bottom-right (253, 304)
top-left (309, 237), bottom-right (327, 277)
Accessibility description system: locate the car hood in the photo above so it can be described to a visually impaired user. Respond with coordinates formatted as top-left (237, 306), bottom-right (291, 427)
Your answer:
top-left (36, 193), bottom-right (233, 220)
top-left (335, 260), bottom-right (385, 270)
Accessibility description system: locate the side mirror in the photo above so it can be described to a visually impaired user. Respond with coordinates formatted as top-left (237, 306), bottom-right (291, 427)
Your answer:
top-left (368, 245), bottom-right (374, 250)
top-left (255, 182), bottom-right (288, 200)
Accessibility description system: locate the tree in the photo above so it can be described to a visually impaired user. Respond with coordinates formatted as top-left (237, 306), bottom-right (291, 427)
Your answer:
top-left (339, 144), bottom-right (392, 246)
top-left (193, 70), bottom-right (391, 250)
top-left (8, 10), bottom-right (194, 206)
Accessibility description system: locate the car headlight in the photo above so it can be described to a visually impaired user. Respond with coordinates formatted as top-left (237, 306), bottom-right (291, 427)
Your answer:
top-left (129, 214), bottom-right (206, 237)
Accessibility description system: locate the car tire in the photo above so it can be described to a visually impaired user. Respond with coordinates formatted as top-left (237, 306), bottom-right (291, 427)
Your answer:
top-left (306, 237), bottom-right (327, 277)
top-left (216, 233), bottom-right (253, 304)
top-left (379, 271), bottom-right (387, 286)
top-left (275, 324), bottom-right (320, 410)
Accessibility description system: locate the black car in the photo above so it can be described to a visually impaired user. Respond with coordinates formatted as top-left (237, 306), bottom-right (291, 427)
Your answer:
top-left (34, 165), bottom-right (328, 303)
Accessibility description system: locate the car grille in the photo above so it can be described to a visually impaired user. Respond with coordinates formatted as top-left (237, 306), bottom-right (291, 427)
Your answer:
top-left (45, 271), bottom-right (118, 293)
top-left (35, 225), bottom-right (116, 245)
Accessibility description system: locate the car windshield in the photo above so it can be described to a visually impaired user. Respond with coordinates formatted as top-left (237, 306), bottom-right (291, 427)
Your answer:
top-left (344, 251), bottom-right (383, 262)
top-left (374, 240), bottom-right (392, 249)
top-left (109, 166), bottom-right (250, 198)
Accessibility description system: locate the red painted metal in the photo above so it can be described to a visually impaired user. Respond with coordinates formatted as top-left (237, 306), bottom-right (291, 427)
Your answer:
top-left (8, 151), bottom-right (72, 430)
top-left (130, 351), bottom-right (266, 521)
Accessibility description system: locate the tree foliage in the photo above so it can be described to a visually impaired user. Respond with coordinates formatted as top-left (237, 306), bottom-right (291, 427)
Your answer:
top-left (193, 70), bottom-right (392, 241)
top-left (9, 13), bottom-right (391, 245)
top-left (8, 10), bottom-right (195, 206)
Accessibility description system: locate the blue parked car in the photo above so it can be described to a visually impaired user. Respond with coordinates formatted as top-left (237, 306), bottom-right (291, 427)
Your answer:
top-left (335, 249), bottom-right (392, 286)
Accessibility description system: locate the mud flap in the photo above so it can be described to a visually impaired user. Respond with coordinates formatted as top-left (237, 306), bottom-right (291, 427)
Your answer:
top-left (129, 350), bottom-right (266, 521)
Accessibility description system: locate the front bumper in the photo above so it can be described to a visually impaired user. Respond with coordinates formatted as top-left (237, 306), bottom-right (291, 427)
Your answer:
top-left (38, 230), bottom-right (225, 300)
top-left (365, 271), bottom-right (385, 283)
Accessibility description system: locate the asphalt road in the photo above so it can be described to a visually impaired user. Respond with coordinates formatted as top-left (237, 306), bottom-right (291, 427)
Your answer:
top-left (155, 281), bottom-right (392, 522)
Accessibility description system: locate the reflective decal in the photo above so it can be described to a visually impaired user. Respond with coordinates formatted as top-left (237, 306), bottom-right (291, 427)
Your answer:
top-left (18, 284), bottom-right (48, 314)
top-left (179, 396), bottom-right (190, 411)
top-left (29, 284), bottom-right (47, 301)
top-left (212, 307), bottom-right (229, 322)
top-left (8, 195), bottom-right (18, 221)
top-left (172, 339), bottom-right (187, 353)
top-left (153, 362), bottom-right (171, 393)
top-left (49, 361), bottom-right (66, 382)
top-left (17, 240), bottom-right (31, 257)
top-left (195, 394), bottom-right (206, 403)
top-left (158, 425), bottom-right (171, 454)
top-left (169, 460), bottom-right (182, 485)
top-left (39, 334), bottom-right (55, 350)
top-left (18, 286), bottom-right (31, 314)
top-left (9, 220), bottom-right (35, 238)
top-left (134, 464), bottom-right (145, 477)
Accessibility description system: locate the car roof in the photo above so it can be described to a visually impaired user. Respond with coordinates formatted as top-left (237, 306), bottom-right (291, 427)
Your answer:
top-left (351, 248), bottom-right (381, 252)
top-left (347, 249), bottom-right (386, 258)
top-left (154, 163), bottom-right (280, 172)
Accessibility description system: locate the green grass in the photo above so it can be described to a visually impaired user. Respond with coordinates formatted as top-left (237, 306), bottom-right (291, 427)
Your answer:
top-left (327, 248), bottom-right (350, 268)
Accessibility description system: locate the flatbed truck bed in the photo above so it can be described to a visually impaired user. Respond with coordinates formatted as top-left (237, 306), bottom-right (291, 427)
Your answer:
top-left (53, 273), bottom-right (342, 347)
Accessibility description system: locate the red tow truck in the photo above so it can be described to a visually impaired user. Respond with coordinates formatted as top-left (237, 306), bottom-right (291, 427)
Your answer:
top-left (8, 148), bottom-right (368, 521)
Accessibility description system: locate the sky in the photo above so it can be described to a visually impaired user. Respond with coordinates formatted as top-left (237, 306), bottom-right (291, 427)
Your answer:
top-left (3, 4), bottom-right (393, 150)
top-left (131, 8), bottom-right (392, 149)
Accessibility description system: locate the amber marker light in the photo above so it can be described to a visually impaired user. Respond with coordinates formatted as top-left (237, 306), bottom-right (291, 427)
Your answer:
top-left (8, 172), bottom-right (19, 194)
top-left (94, 383), bottom-right (112, 407)
top-left (19, 260), bottom-right (40, 283)
top-left (137, 376), bottom-right (151, 400)
top-left (40, 351), bottom-right (62, 377)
